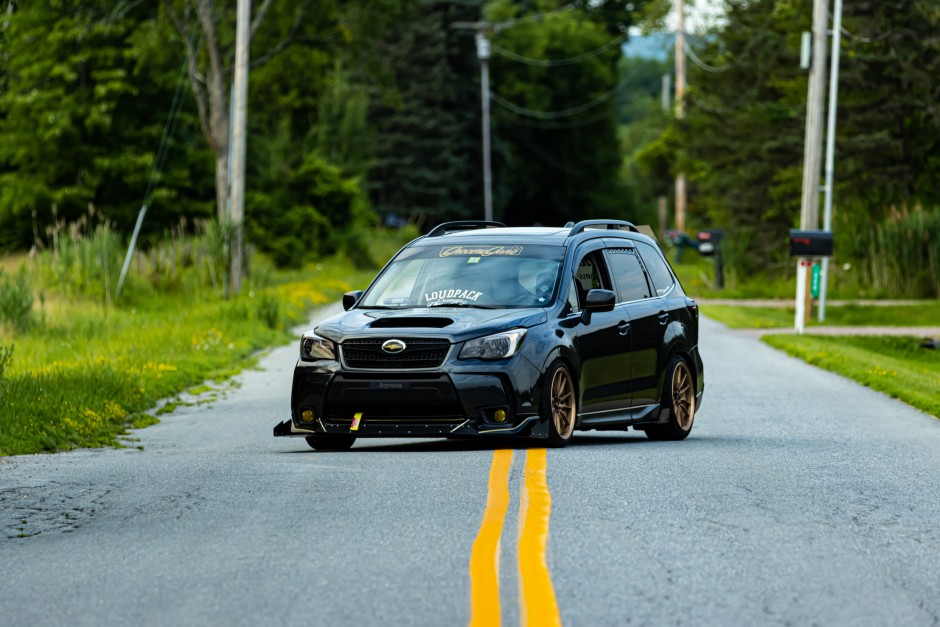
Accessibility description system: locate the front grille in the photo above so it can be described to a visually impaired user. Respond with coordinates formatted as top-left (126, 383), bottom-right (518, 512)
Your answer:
top-left (341, 337), bottom-right (450, 369)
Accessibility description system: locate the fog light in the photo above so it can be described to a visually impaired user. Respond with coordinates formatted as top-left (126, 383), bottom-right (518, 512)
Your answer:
top-left (494, 409), bottom-right (507, 423)
top-left (301, 409), bottom-right (315, 423)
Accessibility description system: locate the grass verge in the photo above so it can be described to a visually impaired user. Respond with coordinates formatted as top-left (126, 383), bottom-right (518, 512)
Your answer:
top-left (0, 260), bottom-right (380, 456)
top-left (704, 301), bottom-right (940, 329)
top-left (762, 335), bottom-right (940, 418)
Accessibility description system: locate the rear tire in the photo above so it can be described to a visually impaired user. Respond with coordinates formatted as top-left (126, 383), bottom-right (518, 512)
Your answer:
top-left (540, 361), bottom-right (577, 448)
top-left (645, 355), bottom-right (695, 441)
top-left (305, 435), bottom-right (356, 451)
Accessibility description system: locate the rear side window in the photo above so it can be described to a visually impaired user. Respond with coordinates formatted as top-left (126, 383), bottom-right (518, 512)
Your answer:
top-left (606, 249), bottom-right (651, 302)
top-left (636, 242), bottom-right (675, 297)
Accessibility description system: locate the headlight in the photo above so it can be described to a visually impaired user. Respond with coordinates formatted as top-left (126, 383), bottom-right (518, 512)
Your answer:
top-left (300, 332), bottom-right (336, 361)
top-left (458, 329), bottom-right (527, 360)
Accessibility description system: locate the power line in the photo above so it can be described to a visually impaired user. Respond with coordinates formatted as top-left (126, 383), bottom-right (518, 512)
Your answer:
top-left (498, 88), bottom-right (658, 130)
top-left (500, 107), bottom-right (617, 130)
top-left (489, 63), bottom-right (648, 120)
top-left (507, 128), bottom-right (583, 174)
top-left (840, 25), bottom-right (891, 43)
top-left (143, 53), bottom-right (190, 205)
top-left (116, 30), bottom-right (201, 298)
top-left (678, 5), bottom-right (777, 76)
top-left (684, 43), bottom-right (730, 73)
top-left (491, 34), bottom-right (626, 67)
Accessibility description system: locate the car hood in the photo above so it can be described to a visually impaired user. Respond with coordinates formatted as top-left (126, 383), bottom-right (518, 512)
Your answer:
top-left (313, 307), bottom-right (548, 344)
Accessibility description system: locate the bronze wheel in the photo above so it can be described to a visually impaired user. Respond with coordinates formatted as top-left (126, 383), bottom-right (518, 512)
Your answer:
top-left (645, 355), bottom-right (695, 441)
top-left (550, 367), bottom-right (576, 440)
top-left (542, 361), bottom-right (577, 447)
top-left (672, 360), bottom-right (695, 431)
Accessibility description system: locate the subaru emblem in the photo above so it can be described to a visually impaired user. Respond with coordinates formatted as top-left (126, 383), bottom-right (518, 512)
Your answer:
top-left (382, 339), bottom-right (407, 354)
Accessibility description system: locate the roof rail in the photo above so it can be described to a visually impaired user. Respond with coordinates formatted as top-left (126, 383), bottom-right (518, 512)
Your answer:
top-left (426, 221), bottom-right (507, 238)
top-left (568, 220), bottom-right (639, 236)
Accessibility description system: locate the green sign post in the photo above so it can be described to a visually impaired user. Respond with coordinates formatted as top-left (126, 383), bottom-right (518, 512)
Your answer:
top-left (811, 262), bottom-right (821, 298)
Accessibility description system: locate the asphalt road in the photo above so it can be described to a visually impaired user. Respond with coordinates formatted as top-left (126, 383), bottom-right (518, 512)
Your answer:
top-left (2, 310), bottom-right (939, 626)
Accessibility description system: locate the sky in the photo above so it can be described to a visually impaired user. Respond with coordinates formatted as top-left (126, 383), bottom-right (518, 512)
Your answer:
top-left (628, 0), bottom-right (727, 36)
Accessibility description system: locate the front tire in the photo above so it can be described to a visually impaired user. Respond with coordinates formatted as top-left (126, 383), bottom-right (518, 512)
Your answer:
top-left (305, 435), bottom-right (356, 451)
top-left (645, 355), bottom-right (695, 441)
top-left (541, 361), bottom-right (577, 447)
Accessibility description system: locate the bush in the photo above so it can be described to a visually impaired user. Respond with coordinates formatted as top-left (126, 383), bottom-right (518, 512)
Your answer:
top-left (0, 269), bottom-right (35, 332)
top-left (247, 153), bottom-right (375, 268)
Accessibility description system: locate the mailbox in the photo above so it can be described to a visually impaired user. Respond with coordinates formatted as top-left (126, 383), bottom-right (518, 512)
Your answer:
top-left (789, 229), bottom-right (833, 257)
top-left (696, 229), bottom-right (724, 257)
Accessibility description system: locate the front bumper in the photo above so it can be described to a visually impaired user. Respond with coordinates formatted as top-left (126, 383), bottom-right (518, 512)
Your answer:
top-left (277, 356), bottom-right (548, 439)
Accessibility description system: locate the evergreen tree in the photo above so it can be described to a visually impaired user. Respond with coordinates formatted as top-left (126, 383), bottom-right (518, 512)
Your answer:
top-left (486, 0), bottom-right (634, 226)
top-left (678, 0), bottom-right (807, 274)
top-left (835, 0), bottom-right (940, 214)
top-left (365, 0), bottom-right (484, 226)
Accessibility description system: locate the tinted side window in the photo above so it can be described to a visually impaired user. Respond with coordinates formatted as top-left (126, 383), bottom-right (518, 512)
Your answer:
top-left (636, 242), bottom-right (675, 297)
top-left (607, 249), bottom-right (651, 302)
top-left (572, 251), bottom-right (612, 307)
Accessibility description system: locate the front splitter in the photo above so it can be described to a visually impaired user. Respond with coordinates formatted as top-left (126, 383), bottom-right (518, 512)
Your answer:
top-left (273, 415), bottom-right (549, 439)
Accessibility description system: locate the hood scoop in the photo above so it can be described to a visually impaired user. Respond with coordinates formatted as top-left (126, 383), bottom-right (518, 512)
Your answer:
top-left (369, 317), bottom-right (454, 329)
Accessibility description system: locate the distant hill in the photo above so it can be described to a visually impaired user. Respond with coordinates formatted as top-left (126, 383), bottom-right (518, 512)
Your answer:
top-left (622, 32), bottom-right (674, 60)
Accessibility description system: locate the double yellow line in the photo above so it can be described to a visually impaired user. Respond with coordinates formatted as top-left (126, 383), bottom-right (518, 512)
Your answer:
top-left (469, 449), bottom-right (560, 626)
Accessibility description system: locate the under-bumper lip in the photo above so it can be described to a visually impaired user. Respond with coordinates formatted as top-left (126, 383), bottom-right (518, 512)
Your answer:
top-left (274, 414), bottom-right (543, 438)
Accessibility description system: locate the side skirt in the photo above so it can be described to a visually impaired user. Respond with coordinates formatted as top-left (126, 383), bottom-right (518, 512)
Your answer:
top-left (577, 403), bottom-right (661, 431)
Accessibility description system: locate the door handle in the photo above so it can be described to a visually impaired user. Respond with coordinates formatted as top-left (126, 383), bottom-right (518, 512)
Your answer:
top-left (657, 311), bottom-right (669, 326)
top-left (617, 321), bottom-right (631, 336)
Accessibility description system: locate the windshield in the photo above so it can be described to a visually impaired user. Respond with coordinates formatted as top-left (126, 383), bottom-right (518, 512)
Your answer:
top-left (361, 243), bottom-right (564, 309)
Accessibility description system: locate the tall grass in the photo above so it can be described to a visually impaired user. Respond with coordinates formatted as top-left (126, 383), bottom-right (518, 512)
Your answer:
top-left (40, 213), bottom-right (235, 303)
top-left (44, 209), bottom-right (123, 305)
top-left (837, 206), bottom-right (940, 298)
top-left (0, 268), bottom-right (35, 332)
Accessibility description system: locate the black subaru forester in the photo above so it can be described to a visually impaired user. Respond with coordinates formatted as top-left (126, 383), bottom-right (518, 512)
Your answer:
top-left (274, 220), bottom-right (704, 450)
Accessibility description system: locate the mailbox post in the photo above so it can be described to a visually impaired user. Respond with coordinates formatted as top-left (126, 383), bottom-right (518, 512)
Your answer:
top-left (789, 229), bottom-right (833, 333)
top-left (697, 229), bottom-right (725, 290)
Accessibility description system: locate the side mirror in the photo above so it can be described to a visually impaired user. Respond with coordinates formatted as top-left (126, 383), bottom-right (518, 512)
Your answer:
top-left (580, 289), bottom-right (616, 325)
top-left (343, 290), bottom-right (364, 311)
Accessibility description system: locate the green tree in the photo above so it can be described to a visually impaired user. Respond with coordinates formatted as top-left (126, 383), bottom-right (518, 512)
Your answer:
top-left (485, 0), bottom-right (636, 226)
top-left (0, 1), bottom-right (211, 247)
top-left (246, 150), bottom-right (369, 267)
top-left (676, 0), bottom-right (807, 274)
top-left (835, 0), bottom-right (940, 215)
top-left (364, 0), bottom-right (484, 226)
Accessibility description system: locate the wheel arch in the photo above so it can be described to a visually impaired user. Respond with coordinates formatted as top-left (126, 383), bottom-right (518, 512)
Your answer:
top-left (651, 324), bottom-right (696, 423)
top-left (536, 344), bottom-right (581, 417)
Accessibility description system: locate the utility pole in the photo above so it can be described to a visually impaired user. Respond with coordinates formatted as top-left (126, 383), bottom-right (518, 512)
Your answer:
top-left (818, 0), bottom-right (843, 321)
top-left (452, 21), bottom-right (496, 223)
top-left (674, 0), bottom-right (687, 233)
top-left (229, 0), bottom-right (250, 295)
top-left (476, 32), bottom-right (494, 223)
top-left (659, 73), bottom-right (671, 236)
top-left (795, 0), bottom-right (828, 333)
